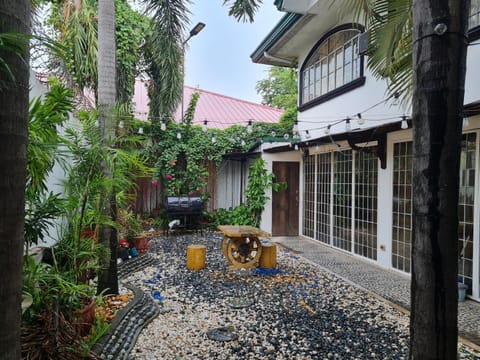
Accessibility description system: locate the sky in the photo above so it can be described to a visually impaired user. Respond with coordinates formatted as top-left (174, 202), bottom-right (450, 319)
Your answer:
top-left (182, 2), bottom-right (284, 104)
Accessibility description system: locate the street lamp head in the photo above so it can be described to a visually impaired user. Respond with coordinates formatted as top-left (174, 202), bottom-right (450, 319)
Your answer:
top-left (189, 22), bottom-right (205, 37)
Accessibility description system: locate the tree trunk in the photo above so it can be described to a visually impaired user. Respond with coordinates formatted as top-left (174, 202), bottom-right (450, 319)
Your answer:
top-left (0, 0), bottom-right (30, 358)
top-left (410, 1), bottom-right (469, 358)
top-left (97, 0), bottom-right (118, 295)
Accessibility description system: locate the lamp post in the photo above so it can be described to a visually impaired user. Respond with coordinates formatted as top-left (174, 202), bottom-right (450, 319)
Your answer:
top-left (181, 22), bottom-right (206, 123)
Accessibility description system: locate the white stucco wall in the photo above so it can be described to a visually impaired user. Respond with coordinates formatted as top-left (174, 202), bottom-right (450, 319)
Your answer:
top-left (29, 72), bottom-right (72, 247)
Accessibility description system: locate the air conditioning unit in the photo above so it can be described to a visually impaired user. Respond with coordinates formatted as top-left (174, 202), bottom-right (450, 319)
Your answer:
top-left (358, 31), bottom-right (369, 55)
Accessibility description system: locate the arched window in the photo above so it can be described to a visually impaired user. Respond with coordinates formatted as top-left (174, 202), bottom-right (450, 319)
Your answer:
top-left (300, 26), bottom-right (364, 108)
top-left (470, 0), bottom-right (480, 29)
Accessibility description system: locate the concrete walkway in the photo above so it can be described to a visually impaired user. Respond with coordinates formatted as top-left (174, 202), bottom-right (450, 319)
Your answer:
top-left (272, 236), bottom-right (480, 349)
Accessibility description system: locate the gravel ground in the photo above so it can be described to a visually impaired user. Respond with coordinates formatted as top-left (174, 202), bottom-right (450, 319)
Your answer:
top-left (124, 232), bottom-right (479, 360)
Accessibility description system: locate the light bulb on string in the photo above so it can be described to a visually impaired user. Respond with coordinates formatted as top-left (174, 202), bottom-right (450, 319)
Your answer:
top-left (401, 116), bottom-right (409, 130)
top-left (392, 92), bottom-right (400, 106)
top-left (160, 120), bottom-right (166, 131)
top-left (177, 132), bottom-right (182, 140)
top-left (305, 130), bottom-right (311, 139)
top-left (293, 120), bottom-right (299, 133)
top-left (357, 113), bottom-right (365, 125)
top-left (94, 120), bottom-right (99, 127)
top-left (324, 125), bottom-right (331, 135)
top-left (345, 118), bottom-right (351, 132)
top-left (138, 127), bottom-right (144, 134)
top-left (247, 119), bottom-right (253, 134)
top-left (211, 136), bottom-right (216, 143)
top-left (241, 139), bottom-right (246, 146)
top-left (271, 131), bottom-right (276, 137)
top-left (202, 119), bottom-right (208, 132)
top-left (119, 120), bottom-right (124, 129)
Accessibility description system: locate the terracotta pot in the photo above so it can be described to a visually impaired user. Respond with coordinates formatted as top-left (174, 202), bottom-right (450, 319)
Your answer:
top-left (134, 236), bottom-right (148, 255)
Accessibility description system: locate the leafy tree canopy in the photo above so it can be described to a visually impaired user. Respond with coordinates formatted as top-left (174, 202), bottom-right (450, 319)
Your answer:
top-left (255, 66), bottom-right (298, 109)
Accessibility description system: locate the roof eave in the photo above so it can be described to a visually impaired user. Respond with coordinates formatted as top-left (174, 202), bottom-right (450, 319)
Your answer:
top-left (250, 12), bottom-right (302, 65)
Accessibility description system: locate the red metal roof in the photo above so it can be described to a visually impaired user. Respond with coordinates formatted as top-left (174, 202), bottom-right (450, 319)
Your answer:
top-left (133, 80), bottom-right (284, 129)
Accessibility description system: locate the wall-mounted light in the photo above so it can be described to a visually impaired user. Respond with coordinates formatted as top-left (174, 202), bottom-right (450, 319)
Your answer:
top-left (202, 119), bottom-right (208, 132)
top-left (401, 115), bottom-right (409, 130)
top-left (345, 118), bottom-right (351, 132)
top-left (357, 113), bottom-right (365, 125)
top-left (177, 132), bottom-right (182, 140)
top-left (247, 119), bottom-right (253, 134)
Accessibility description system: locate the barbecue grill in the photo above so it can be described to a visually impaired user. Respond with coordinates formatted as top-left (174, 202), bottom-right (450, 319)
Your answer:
top-left (165, 196), bottom-right (203, 234)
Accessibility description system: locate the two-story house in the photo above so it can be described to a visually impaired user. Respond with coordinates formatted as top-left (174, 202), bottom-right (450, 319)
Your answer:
top-left (251, 0), bottom-right (480, 301)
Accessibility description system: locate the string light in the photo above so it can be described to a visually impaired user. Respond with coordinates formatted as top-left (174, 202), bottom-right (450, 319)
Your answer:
top-left (211, 136), bottom-right (216, 143)
top-left (118, 120), bottom-right (124, 129)
top-left (94, 120), bottom-right (99, 127)
top-left (345, 118), bottom-right (351, 132)
top-left (138, 127), bottom-right (144, 134)
top-left (305, 130), bottom-right (311, 139)
top-left (324, 125), bottom-right (331, 135)
top-left (160, 120), bottom-right (166, 131)
top-left (241, 139), bottom-right (246, 146)
top-left (202, 119), bottom-right (208, 132)
top-left (401, 115), bottom-right (409, 129)
top-left (247, 119), bottom-right (253, 134)
top-left (357, 113), bottom-right (364, 125)
top-left (271, 131), bottom-right (276, 137)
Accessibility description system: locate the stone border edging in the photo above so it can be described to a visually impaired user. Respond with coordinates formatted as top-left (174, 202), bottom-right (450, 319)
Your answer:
top-left (92, 254), bottom-right (161, 359)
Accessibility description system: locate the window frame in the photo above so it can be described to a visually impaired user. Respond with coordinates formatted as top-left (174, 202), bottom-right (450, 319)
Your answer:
top-left (299, 24), bottom-right (366, 112)
top-left (469, 0), bottom-right (480, 41)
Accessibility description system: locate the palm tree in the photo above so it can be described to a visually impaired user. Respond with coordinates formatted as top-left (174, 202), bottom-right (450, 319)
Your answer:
top-left (0, 0), bottom-right (31, 357)
top-left (96, 0), bottom-right (119, 295)
top-left (346, 0), bottom-right (469, 358)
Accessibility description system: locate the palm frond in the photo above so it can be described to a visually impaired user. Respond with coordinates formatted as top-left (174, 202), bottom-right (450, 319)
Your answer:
top-left (223, 0), bottom-right (262, 23)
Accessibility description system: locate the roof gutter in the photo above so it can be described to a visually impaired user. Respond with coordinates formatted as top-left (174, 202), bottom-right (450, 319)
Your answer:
top-left (262, 51), bottom-right (296, 67)
top-left (250, 12), bottom-right (302, 63)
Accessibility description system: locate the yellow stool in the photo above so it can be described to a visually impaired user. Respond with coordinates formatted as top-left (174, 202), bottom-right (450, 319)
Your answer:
top-left (259, 243), bottom-right (277, 269)
top-left (186, 244), bottom-right (206, 270)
